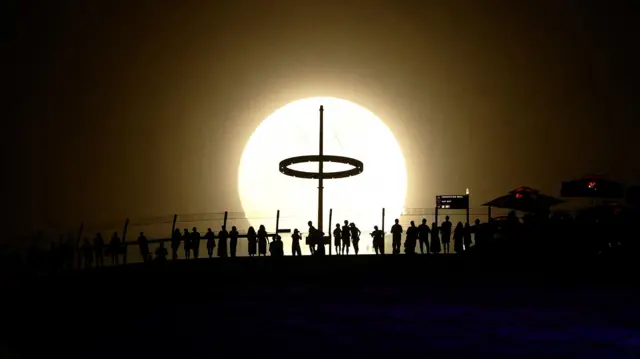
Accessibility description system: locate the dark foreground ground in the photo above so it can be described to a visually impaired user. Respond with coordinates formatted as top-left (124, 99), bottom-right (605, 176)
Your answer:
top-left (3, 254), bottom-right (640, 359)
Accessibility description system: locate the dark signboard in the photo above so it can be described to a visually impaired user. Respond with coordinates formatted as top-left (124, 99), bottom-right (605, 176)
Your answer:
top-left (436, 195), bottom-right (469, 209)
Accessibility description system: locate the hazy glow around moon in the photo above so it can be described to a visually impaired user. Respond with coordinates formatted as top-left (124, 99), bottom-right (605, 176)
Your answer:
top-left (238, 97), bottom-right (407, 254)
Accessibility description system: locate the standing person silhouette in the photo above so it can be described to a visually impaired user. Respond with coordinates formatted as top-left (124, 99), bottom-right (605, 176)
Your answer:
top-left (405, 221), bottom-right (418, 255)
top-left (391, 219), bottom-right (403, 255)
top-left (204, 228), bottom-right (216, 258)
top-left (370, 226), bottom-right (384, 255)
top-left (291, 229), bottom-right (302, 256)
top-left (430, 222), bottom-right (441, 254)
top-left (333, 223), bottom-right (342, 255)
top-left (453, 222), bottom-right (464, 253)
top-left (341, 220), bottom-right (351, 255)
top-left (306, 221), bottom-right (316, 255)
top-left (418, 218), bottom-right (431, 254)
top-left (464, 223), bottom-right (472, 251)
top-left (171, 229), bottom-right (181, 261)
top-left (182, 228), bottom-right (191, 259)
top-left (190, 227), bottom-right (201, 259)
top-left (217, 226), bottom-right (228, 258)
top-left (246, 226), bottom-right (257, 257)
top-left (441, 216), bottom-right (452, 254)
top-left (93, 233), bottom-right (105, 268)
top-left (350, 223), bottom-right (361, 255)
top-left (257, 225), bottom-right (268, 256)
top-left (137, 232), bottom-right (150, 263)
top-left (109, 232), bottom-right (121, 265)
top-left (155, 241), bottom-right (168, 262)
top-left (229, 226), bottom-right (239, 257)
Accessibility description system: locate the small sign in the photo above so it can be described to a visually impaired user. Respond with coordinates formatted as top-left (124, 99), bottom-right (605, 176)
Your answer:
top-left (277, 229), bottom-right (292, 233)
top-left (436, 195), bottom-right (469, 210)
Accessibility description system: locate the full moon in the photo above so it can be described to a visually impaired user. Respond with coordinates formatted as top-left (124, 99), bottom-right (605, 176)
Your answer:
top-left (238, 97), bottom-right (407, 255)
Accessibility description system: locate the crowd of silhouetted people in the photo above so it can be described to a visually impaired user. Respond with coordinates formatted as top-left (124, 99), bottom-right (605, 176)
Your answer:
top-left (2, 204), bottom-right (639, 277)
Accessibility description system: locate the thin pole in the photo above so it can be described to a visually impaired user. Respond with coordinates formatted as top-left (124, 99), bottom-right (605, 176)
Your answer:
top-left (317, 105), bottom-right (324, 255)
top-left (328, 208), bottom-right (333, 255)
top-left (275, 209), bottom-right (280, 240)
top-left (171, 214), bottom-right (178, 235)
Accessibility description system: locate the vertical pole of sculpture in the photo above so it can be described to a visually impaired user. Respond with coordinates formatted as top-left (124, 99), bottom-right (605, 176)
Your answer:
top-left (328, 208), bottom-right (333, 255)
top-left (318, 105), bottom-right (324, 240)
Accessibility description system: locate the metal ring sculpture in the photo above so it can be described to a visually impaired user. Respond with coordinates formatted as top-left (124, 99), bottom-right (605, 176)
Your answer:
top-left (279, 155), bottom-right (364, 179)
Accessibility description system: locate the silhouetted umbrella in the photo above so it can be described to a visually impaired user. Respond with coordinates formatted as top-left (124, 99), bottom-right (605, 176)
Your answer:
top-left (560, 175), bottom-right (625, 199)
top-left (482, 187), bottom-right (563, 213)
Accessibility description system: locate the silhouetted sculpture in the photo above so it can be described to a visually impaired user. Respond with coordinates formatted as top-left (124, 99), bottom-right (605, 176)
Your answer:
top-left (306, 221), bottom-right (315, 255)
top-left (341, 220), bottom-right (351, 255)
top-left (204, 228), bottom-right (216, 258)
top-left (391, 219), bottom-right (403, 255)
top-left (108, 232), bottom-right (121, 265)
top-left (80, 238), bottom-right (93, 269)
top-left (137, 232), bottom-right (150, 263)
top-left (229, 226), bottom-right (238, 257)
top-left (333, 223), bottom-right (342, 255)
top-left (430, 222), bottom-right (441, 254)
top-left (418, 218), bottom-right (430, 254)
top-left (218, 226), bottom-right (229, 258)
top-left (371, 226), bottom-right (384, 255)
top-left (93, 232), bottom-right (105, 268)
top-left (453, 222), bottom-right (464, 253)
top-left (464, 223), bottom-right (472, 251)
top-left (155, 241), bottom-right (168, 262)
top-left (350, 223), bottom-right (361, 255)
top-left (182, 228), bottom-right (191, 259)
top-left (269, 235), bottom-right (284, 256)
top-left (257, 225), bottom-right (268, 256)
top-left (246, 226), bottom-right (257, 257)
top-left (441, 216), bottom-right (452, 254)
top-left (405, 221), bottom-right (418, 254)
top-left (291, 228), bottom-right (302, 256)
top-left (171, 229), bottom-right (181, 261)
top-left (190, 227), bottom-right (201, 259)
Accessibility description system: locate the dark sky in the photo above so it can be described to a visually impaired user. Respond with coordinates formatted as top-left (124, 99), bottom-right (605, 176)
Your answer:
top-left (6, 0), bottom-right (639, 236)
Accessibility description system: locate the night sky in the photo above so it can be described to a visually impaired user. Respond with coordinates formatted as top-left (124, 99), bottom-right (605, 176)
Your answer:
top-left (6, 1), bottom-right (639, 237)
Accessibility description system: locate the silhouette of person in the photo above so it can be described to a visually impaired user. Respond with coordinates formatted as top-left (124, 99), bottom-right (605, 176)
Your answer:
top-left (430, 222), bottom-right (441, 254)
top-left (229, 226), bottom-right (239, 257)
top-left (182, 228), bottom-right (191, 259)
top-left (441, 216), bottom-right (452, 254)
top-left (137, 232), bottom-right (150, 263)
top-left (405, 221), bottom-right (418, 254)
top-left (257, 225), bottom-right (268, 256)
top-left (190, 227), bottom-right (201, 259)
top-left (464, 223), bottom-right (472, 251)
top-left (315, 230), bottom-right (326, 256)
top-left (155, 241), bottom-right (168, 262)
top-left (269, 235), bottom-right (284, 256)
top-left (291, 228), bottom-right (302, 256)
top-left (350, 223), bottom-right (362, 255)
top-left (341, 220), bottom-right (351, 255)
top-left (333, 223), bottom-right (342, 255)
top-left (246, 226), bottom-right (257, 257)
top-left (171, 228), bottom-right (181, 261)
top-left (93, 232), bottom-right (105, 268)
top-left (80, 238), bottom-right (93, 269)
top-left (204, 228), bottom-right (216, 258)
top-left (306, 221), bottom-right (316, 255)
top-left (109, 232), bottom-right (121, 265)
top-left (391, 219), bottom-right (403, 255)
top-left (453, 222), bottom-right (464, 253)
top-left (218, 226), bottom-right (229, 258)
top-left (370, 226), bottom-right (384, 255)
top-left (418, 218), bottom-right (431, 254)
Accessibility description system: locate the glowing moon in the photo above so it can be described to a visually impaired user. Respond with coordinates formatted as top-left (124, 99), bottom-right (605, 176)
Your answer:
top-left (238, 97), bottom-right (407, 254)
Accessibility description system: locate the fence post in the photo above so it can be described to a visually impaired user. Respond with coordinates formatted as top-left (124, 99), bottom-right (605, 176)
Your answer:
top-left (122, 218), bottom-right (129, 265)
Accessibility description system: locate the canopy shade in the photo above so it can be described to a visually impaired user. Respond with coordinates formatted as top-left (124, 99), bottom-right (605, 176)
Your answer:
top-left (483, 187), bottom-right (563, 212)
top-left (560, 175), bottom-right (625, 199)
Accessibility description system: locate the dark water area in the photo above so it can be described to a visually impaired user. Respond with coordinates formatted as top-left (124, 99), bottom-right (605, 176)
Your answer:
top-left (3, 255), bottom-right (640, 358)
